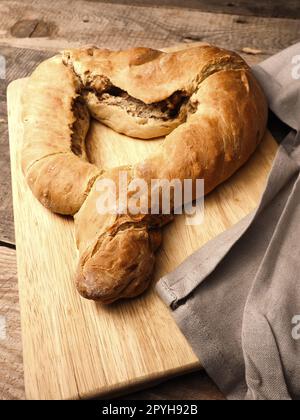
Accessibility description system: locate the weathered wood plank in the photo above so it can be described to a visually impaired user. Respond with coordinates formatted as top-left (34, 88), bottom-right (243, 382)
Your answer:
top-left (87, 0), bottom-right (300, 20)
top-left (7, 0), bottom-right (300, 20)
top-left (0, 246), bottom-right (25, 400)
top-left (0, 82), bottom-right (14, 245)
top-left (0, 0), bottom-right (299, 56)
top-left (0, 47), bottom-right (54, 245)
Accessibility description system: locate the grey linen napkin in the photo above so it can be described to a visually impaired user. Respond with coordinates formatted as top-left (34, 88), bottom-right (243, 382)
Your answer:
top-left (156, 43), bottom-right (300, 400)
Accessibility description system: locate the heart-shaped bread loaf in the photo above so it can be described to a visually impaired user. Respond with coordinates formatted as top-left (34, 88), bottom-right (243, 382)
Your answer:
top-left (21, 45), bottom-right (268, 303)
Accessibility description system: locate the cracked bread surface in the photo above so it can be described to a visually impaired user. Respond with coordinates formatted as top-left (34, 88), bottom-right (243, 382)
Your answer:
top-left (21, 45), bottom-right (268, 303)
top-left (62, 45), bottom-right (249, 138)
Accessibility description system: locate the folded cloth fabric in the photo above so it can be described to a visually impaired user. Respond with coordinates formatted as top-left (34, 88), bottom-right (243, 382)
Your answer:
top-left (156, 43), bottom-right (300, 400)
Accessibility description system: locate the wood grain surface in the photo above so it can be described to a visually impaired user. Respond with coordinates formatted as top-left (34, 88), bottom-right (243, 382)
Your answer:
top-left (0, 246), bottom-right (24, 400)
top-left (0, 47), bottom-right (53, 245)
top-left (1, 0), bottom-right (299, 55)
top-left (8, 78), bottom-right (199, 400)
top-left (7, 75), bottom-right (277, 399)
top-left (90, 0), bottom-right (300, 19)
top-left (0, 245), bottom-right (224, 401)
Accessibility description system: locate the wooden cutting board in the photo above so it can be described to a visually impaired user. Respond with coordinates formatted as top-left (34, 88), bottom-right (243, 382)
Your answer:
top-left (8, 77), bottom-right (278, 400)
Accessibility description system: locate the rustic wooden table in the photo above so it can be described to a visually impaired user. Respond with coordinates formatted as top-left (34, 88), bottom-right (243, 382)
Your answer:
top-left (0, 0), bottom-right (299, 400)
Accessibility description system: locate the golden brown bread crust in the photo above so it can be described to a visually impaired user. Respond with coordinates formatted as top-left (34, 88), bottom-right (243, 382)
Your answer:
top-left (74, 167), bottom-right (172, 303)
top-left (22, 55), bottom-right (101, 215)
top-left (62, 46), bottom-right (248, 139)
top-left (134, 69), bottom-right (267, 194)
top-left (26, 153), bottom-right (100, 215)
top-left (62, 46), bottom-right (247, 104)
top-left (21, 45), bottom-right (268, 303)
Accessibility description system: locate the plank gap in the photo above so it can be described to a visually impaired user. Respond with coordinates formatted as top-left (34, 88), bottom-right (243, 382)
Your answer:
top-left (0, 240), bottom-right (16, 250)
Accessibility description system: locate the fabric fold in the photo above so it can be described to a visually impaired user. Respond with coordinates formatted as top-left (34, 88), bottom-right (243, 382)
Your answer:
top-left (156, 43), bottom-right (300, 400)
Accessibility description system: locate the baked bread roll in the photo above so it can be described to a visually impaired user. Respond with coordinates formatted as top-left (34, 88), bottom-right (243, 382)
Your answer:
top-left (21, 45), bottom-right (268, 303)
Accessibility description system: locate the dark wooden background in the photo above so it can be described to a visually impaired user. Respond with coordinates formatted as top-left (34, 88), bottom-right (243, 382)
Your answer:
top-left (96, 0), bottom-right (300, 18)
top-left (0, 0), bottom-right (299, 400)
